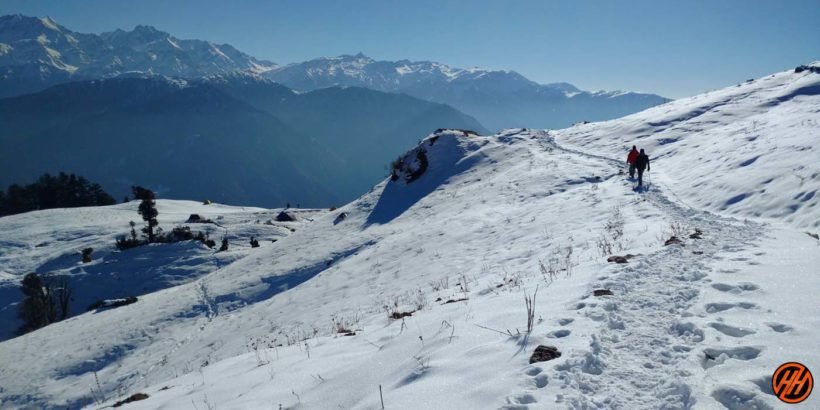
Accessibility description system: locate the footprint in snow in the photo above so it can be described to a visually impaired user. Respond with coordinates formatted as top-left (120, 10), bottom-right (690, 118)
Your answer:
top-left (524, 366), bottom-right (542, 376)
top-left (702, 346), bottom-right (762, 369)
top-left (670, 321), bottom-right (705, 343)
top-left (708, 322), bottom-right (756, 337)
top-left (521, 366), bottom-right (549, 391)
top-left (751, 375), bottom-right (775, 396)
top-left (547, 329), bottom-right (571, 338)
top-left (765, 322), bottom-right (794, 333)
top-left (504, 393), bottom-right (537, 407)
top-left (676, 270), bottom-right (708, 282)
top-left (711, 282), bottom-right (759, 294)
top-left (704, 302), bottom-right (757, 313)
top-left (711, 386), bottom-right (773, 410)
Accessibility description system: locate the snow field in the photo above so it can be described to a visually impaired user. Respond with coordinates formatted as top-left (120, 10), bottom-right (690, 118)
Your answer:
top-left (0, 63), bottom-right (818, 409)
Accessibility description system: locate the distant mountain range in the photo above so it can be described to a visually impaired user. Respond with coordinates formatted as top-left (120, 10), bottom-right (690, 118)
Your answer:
top-left (264, 54), bottom-right (669, 130)
top-left (0, 14), bottom-right (668, 130)
top-left (0, 74), bottom-right (486, 207)
top-left (0, 14), bottom-right (668, 207)
top-left (0, 14), bottom-right (277, 98)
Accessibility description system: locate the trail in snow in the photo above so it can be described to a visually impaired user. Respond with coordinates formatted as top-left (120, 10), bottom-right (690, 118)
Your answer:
top-left (511, 131), bottom-right (778, 409)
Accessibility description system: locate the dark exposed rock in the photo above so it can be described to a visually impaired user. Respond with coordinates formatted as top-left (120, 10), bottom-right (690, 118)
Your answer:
top-left (113, 393), bottom-right (149, 407)
top-left (276, 211), bottom-right (296, 222)
top-left (607, 255), bottom-right (628, 264)
top-left (530, 345), bottom-right (562, 364)
top-left (593, 289), bottom-right (614, 297)
top-left (88, 297), bottom-right (138, 311)
top-left (186, 214), bottom-right (215, 224)
top-left (664, 236), bottom-right (684, 246)
top-left (390, 311), bottom-right (414, 320)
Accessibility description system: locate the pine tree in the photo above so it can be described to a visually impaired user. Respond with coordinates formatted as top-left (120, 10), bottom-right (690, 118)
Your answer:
top-left (132, 186), bottom-right (159, 243)
top-left (17, 273), bottom-right (53, 333)
top-left (0, 172), bottom-right (114, 216)
top-left (17, 273), bottom-right (72, 334)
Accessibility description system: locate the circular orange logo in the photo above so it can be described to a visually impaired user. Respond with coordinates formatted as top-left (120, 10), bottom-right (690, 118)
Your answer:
top-left (772, 362), bottom-right (813, 404)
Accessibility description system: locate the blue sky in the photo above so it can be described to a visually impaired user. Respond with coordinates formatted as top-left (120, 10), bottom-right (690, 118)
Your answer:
top-left (2, 0), bottom-right (818, 98)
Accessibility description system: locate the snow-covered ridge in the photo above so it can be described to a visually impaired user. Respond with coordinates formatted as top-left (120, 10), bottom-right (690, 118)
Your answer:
top-left (556, 63), bottom-right (820, 229)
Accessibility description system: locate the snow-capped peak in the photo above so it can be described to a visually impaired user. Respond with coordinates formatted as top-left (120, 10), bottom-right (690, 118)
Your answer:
top-left (39, 16), bottom-right (60, 31)
top-left (0, 14), bottom-right (280, 98)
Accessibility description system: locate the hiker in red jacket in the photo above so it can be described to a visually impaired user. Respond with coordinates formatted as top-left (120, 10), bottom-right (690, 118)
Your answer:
top-left (626, 146), bottom-right (639, 179)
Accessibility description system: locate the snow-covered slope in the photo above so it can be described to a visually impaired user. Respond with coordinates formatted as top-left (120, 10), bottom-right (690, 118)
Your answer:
top-left (556, 62), bottom-right (820, 230)
top-left (0, 200), bottom-right (317, 341)
top-left (1, 64), bottom-right (819, 409)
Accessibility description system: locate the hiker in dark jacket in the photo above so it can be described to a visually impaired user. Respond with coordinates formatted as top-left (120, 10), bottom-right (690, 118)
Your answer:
top-left (626, 146), bottom-right (639, 178)
top-left (635, 149), bottom-right (650, 187)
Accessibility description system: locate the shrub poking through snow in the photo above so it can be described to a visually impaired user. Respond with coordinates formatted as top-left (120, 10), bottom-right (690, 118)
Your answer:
top-left (390, 148), bottom-right (429, 183)
top-left (81, 247), bottom-right (93, 263)
top-left (525, 286), bottom-right (539, 334)
top-left (116, 221), bottom-right (143, 250)
top-left (794, 65), bottom-right (820, 74)
top-left (117, 225), bottom-right (212, 249)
